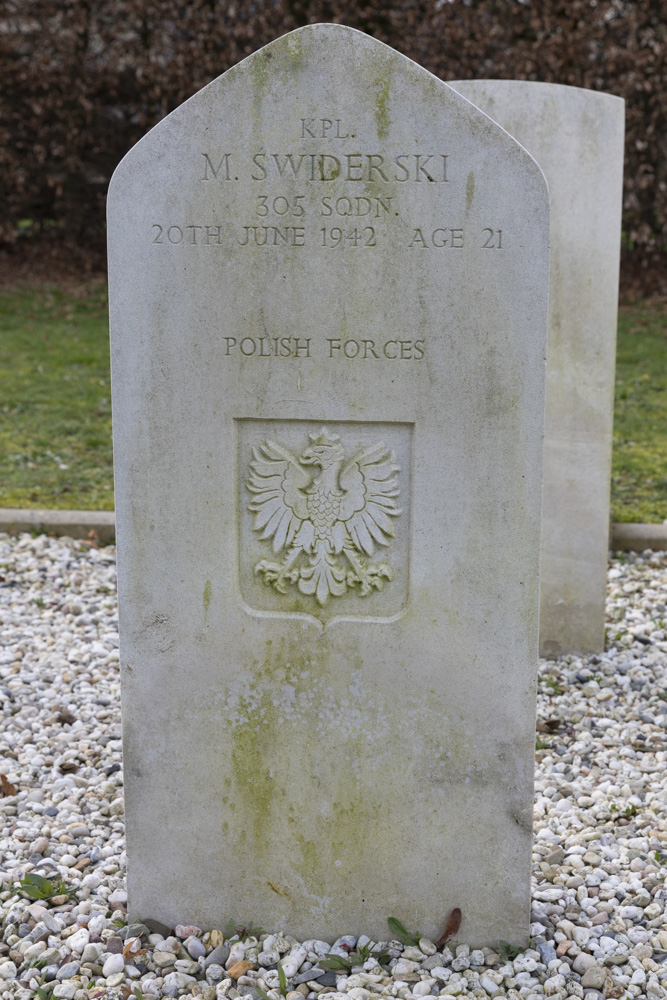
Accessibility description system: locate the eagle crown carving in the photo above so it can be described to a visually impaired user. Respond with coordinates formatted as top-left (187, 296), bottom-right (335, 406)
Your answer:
top-left (246, 427), bottom-right (401, 605)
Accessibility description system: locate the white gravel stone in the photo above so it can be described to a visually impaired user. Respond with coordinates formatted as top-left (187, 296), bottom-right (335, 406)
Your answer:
top-left (0, 534), bottom-right (666, 1000)
top-left (281, 945), bottom-right (308, 977)
top-left (163, 971), bottom-right (197, 992)
top-left (52, 984), bottom-right (77, 1000)
top-left (103, 952), bottom-right (126, 977)
top-left (67, 927), bottom-right (90, 954)
top-left (412, 979), bottom-right (435, 996)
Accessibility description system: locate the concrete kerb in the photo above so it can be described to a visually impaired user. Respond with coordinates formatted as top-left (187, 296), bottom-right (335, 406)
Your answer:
top-left (610, 522), bottom-right (667, 553)
top-left (0, 509), bottom-right (116, 545)
top-left (0, 509), bottom-right (665, 553)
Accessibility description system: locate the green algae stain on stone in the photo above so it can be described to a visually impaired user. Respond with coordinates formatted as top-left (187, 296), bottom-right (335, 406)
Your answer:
top-left (230, 688), bottom-right (278, 851)
top-left (466, 171), bottom-right (475, 211)
top-left (286, 32), bottom-right (302, 60)
top-left (375, 78), bottom-right (391, 139)
top-left (203, 579), bottom-right (212, 617)
top-left (250, 47), bottom-right (270, 96)
top-left (228, 638), bottom-right (332, 857)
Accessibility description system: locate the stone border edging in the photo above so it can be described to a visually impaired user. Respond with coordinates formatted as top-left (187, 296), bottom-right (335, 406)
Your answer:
top-left (0, 508), bottom-right (666, 552)
top-left (0, 508), bottom-right (116, 544)
top-left (610, 521), bottom-right (667, 552)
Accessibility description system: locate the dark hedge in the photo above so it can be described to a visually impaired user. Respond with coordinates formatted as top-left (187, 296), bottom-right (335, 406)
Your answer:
top-left (1, 0), bottom-right (664, 291)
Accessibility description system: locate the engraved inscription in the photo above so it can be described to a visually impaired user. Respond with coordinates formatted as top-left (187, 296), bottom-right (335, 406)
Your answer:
top-left (224, 336), bottom-right (311, 358)
top-left (247, 427), bottom-right (401, 605)
top-left (200, 151), bottom-right (450, 184)
top-left (327, 338), bottom-right (424, 359)
top-left (482, 228), bottom-right (503, 248)
top-left (408, 228), bottom-right (464, 248)
top-left (300, 117), bottom-right (352, 139)
top-left (320, 226), bottom-right (376, 248)
top-left (169, 117), bottom-right (519, 256)
top-left (221, 335), bottom-right (424, 361)
top-left (248, 152), bottom-right (449, 183)
top-left (238, 226), bottom-right (306, 247)
top-left (151, 220), bottom-right (508, 251)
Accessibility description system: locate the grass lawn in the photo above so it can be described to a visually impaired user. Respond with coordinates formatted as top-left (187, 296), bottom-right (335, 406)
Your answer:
top-left (0, 283), bottom-right (665, 520)
top-left (612, 301), bottom-right (667, 523)
top-left (0, 283), bottom-right (113, 510)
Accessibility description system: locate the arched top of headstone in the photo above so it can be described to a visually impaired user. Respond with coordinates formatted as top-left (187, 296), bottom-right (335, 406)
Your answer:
top-left (109, 23), bottom-right (547, 207)
top-left (451, 77), bottom-right (624, 107)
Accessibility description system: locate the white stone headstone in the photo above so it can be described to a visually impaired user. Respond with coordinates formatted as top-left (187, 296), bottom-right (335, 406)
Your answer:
top-left (108, 25), bottom-right (549, 944)
top-left (450, 81), bottom-right (624, 656)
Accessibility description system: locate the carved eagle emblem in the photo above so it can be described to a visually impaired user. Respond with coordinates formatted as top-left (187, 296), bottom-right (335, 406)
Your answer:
top-left (247, 427), bottom-right (401, 605)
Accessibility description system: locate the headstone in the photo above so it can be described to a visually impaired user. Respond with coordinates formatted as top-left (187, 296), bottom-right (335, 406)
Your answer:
top-left (108, 25), bottom-right (549, 943)
top-left (450, 81), bottom-right (624, 656)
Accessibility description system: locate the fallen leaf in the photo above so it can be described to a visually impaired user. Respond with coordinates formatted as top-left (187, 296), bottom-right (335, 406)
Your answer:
top-left (123, 936), bottom-right (145, 958)
top-left (81, 529), bottom-right (100, 548)
top-left (227, 960), bottom-right (253, 981)
top-left (435, 907), bottom-right (461, 949)
top-left (536, 718), bottom-right (562, 734)
top-left (57, 711), bottom-right (76, 725)
top-left (0, 774), bottom-right (17, 796)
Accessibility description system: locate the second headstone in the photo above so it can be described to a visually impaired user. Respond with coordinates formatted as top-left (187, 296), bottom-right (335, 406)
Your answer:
top-left (451, 80), bottom-right (625, 655)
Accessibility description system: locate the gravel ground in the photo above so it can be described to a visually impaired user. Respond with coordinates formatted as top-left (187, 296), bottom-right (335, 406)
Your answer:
top-left (0, 533), bottom-right (665, 1000)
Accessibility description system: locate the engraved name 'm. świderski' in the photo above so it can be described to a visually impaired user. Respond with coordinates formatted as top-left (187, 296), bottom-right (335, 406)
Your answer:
top-left (247, 428), bottom-right (401, 605)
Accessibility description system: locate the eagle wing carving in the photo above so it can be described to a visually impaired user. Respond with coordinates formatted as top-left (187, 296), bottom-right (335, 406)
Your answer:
top-left (338, 443), bottom-right (401, 556)
top-left (247, 429), bottom-right (402, 605)
top-left (247, 441), bottom-right (311, 554)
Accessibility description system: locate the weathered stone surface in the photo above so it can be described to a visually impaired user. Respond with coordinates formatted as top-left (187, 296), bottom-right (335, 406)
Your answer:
top-left (108, 25), bottom-right (548, 942)
top-left (451, 81), bottom-right (624, 655)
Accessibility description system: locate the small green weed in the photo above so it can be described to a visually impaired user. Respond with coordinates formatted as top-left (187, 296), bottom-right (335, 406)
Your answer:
top-left (224, 920), bottom-right (263, 941)
top-left (18, 873), bottom-right (76, 901)
top-left (25, 957), bottom-right (47, 970)
top-left (609, 802), bottom-right (638, 818)
top-left (498, 940), bottom-right (522, 962)
top-left (535, 735), bottom-right (551, 750)
top-left (320, 942), bottom-right (390, 973)
top-left (255, 962), bottom-right (288, 1000)
top-left (320, 953), bottom-right (354, 972)
top-left (355, 942), bottom-right (387, 965)
top-left (387, 916), bottom-right (420, 947)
